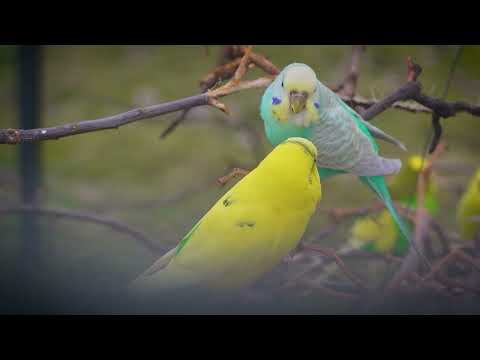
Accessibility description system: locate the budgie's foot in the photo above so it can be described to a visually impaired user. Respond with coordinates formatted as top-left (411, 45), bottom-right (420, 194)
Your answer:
top-left (282, 242), bottom-right (304, 264)
top-left (217, 168), bottom-right (250, 186)
top-left (282, 252), bottom-right (298, 264)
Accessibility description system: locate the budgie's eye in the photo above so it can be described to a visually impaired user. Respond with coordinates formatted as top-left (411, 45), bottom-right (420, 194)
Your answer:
top-left (281, 81), bottom-right (284, 88)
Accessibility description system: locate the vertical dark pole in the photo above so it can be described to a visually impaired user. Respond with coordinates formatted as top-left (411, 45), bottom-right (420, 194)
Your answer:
top-left (18, 45), bottom-right (43, 278)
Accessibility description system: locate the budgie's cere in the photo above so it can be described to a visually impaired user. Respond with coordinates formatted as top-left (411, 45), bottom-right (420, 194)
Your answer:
top-left (129, 137), bottom-right (321, 297)
top-left (457, 169), bottom-right (480, 241)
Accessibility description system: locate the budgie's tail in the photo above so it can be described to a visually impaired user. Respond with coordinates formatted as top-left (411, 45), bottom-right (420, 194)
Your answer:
top-left (129, 265), bottom-right (199, 296)
top-left (359, 176), bottom-right (431, 268)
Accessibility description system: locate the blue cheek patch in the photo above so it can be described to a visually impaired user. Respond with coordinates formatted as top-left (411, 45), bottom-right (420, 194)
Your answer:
top-left (314, 102), bottom-right (320, 109)
top-left (272, 97), bottom-right (281, 105)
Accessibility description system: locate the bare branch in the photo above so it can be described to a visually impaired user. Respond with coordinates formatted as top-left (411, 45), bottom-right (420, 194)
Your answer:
top-left (0, 94), bottom-right (210, 144)
top-left (2, 49), bottom-right (480, 145)
top-left (0, 205), bottom-right (165, 254)
top-left (208, 76), bottom-right (274, 99)
top-left (159, 108), bottom-right (192, 139)
top-left (199, 58), bottom-right (244, 91)
top-left (344, 95), bottom-right (432, 114)
top-left (362, 56), bottom-right (480, 122)
top-left (161, 51), bottom-right (255, 140)
top-left (217, 167), bottom-right (250, 186)
top-left (248, 52), bottom-right (280, 75)
top-left (361, 81), bottom-right (422, 121)
top-left (413, 92), bottom-right (480, 118)
top-left (336, 45), bottom-right (366, 98)
top-left (406, 56), bottom-right (422, 82)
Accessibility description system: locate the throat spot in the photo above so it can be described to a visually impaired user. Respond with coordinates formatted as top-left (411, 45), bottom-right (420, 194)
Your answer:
top-left (272, 97), bottom-right (281, 105)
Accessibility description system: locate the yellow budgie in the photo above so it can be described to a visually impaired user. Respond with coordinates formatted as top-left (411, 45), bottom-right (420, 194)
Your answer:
top-left (129, 137), bottom-right (321, 299)
top-left (457, 169), bottom-right (480, 241)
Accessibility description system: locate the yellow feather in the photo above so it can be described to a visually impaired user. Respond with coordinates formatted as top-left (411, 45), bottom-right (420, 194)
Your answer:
top-left (130, 138), bottom-right (321, 296)
top-left (349, 210), bottom-right (398, 253)
top-left (457, 169), bottom-right (480, 241)
top-left (272, 99), bottom-right (290, 122)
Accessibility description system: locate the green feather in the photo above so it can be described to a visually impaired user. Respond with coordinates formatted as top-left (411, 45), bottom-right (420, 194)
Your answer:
top-left (175, 221), bottom-right (202, 256)
top-left (336, 97), bottom-right (379, 153)
top-left (360, 176), bottom-right (430, 266)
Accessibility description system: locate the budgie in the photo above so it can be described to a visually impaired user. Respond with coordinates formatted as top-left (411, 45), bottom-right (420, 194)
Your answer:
top-left (260, 62), bottom-right (428, 263)
top-left (457, 169), bottom-right (480, 241)
top-left (129, 137), bottom-right (321, 299)
top-left (349, 155), bottom-right (439, 256)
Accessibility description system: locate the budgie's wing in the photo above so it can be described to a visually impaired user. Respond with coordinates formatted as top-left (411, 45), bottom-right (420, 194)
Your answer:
top-left (133, 190), bottom-right (301, 291)
top-left (335, 97), bottom-right (407, 151)
top-left (318, 167), bottom-right (344, 181)
top-left (140, 246), bottom-right (178, 277)
top-left (138, 220), bottom-right (201, 278)
top-left (312, 95), bottom-right (401, 176)
top-left (361, 120), bottom-right (407, 151)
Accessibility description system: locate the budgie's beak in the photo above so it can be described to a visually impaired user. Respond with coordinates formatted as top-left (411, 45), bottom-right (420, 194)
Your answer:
top-left (289, 91), bottom-right (308, 113)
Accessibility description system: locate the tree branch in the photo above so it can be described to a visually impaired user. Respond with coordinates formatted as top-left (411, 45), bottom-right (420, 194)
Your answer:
top-left (335, 45), bottom-right (366, 98)
top-left (2, 48), bottom-right (480, 145)
top-left (0, 94), bottom-right (209, 144)
top-left (362, 56), bottom-right (480, 122)
top-left (0, 205), bottom-right (166, 254)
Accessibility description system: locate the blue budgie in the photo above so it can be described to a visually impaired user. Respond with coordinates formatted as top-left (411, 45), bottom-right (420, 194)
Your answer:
top-left (260, 62), bottom-right (429, 265)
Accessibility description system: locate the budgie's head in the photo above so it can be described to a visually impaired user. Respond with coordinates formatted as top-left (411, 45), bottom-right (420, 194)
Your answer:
top-left (268, 63), bottom-right (319, 126)
top-left (259, 137), bottom-right (320, 197)
top-left (281, 64), bottom-right (317, 113)
top-left (282, 136), bottom-right (318, 159)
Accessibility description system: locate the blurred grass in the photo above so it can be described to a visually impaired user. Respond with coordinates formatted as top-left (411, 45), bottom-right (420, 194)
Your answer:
top-left (0, 45), bottom-right (479, 297)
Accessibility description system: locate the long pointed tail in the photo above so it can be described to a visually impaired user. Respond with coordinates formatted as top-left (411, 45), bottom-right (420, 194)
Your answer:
top-left (360, 176), bottom-right (431, 268)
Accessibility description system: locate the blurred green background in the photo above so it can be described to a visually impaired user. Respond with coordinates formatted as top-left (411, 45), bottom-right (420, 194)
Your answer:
top-left (0, 45), bottom-right (479, 307)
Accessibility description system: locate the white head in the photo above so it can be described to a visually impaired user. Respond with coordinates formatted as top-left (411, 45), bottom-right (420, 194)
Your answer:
top-left (281, 63), bottom-right (318, 113)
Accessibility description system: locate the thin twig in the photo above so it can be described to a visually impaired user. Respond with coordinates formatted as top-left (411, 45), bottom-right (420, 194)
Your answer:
top-left (301, 243), bottom-right (369, 291)
top-left (159, 108), bottom-right (192, 139)
top-left (0, 205), bottom-right (165, 254)
top-left (302, 281), bottom-right (359, 300)
top-left (0, 94), bottom-right (210, 144)
top-left (428, 46), bottom-right (464, 154)
top-left (336, 45), bottom-right (366, 98)
top-left (217, 168), bottom-right (250, 186)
